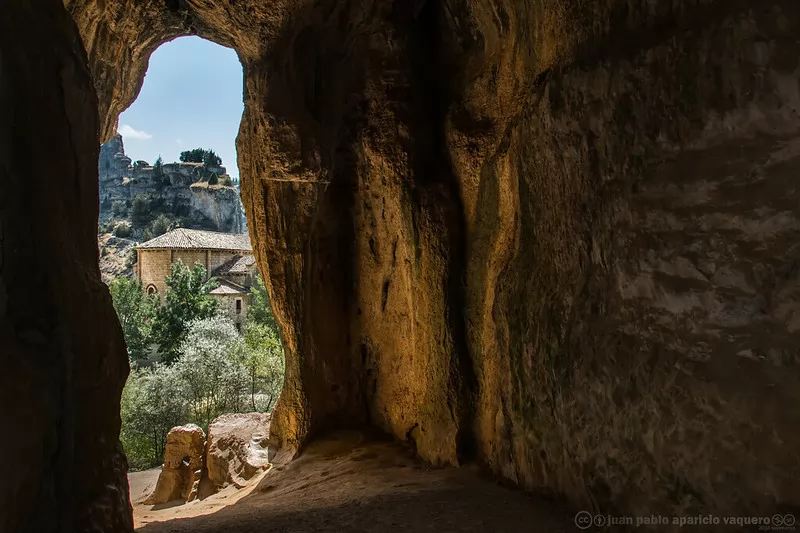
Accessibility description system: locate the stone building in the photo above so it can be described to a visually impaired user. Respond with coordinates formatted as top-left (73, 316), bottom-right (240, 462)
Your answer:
top-left (135, 228), bottom-right (257, 330)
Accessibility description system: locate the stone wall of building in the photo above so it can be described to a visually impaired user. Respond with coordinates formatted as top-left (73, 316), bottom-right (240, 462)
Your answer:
top-left (214, 293), bottom-right (250, 332)
top-left (137, 249), bottom-right (171, 297)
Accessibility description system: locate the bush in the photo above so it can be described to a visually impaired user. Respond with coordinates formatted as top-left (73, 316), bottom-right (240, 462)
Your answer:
top-left (109, 277), bottom-right (158, 360)
top-left (125, 249), bottom-right (137, 269)
top-left (151, 261), bottom-right (219, 363)
top-left (113, 222), bottom-right (132, 238)
top-left (130, 194), bottom-right (150, 227)
top-left (174, 316), bottom-right (248, 428)
top-left (149, 214), bottom-right (172, 237)
top-left (180, 148), bottom-right (222, 167)
top-left (121, 364), bottom-right (189, 469)
top-left (243, 321), bottom-right (285, 412)
top-left (220, 174), bottom-right (233, 187)
top-left (208, 173), bottom-right (218, 185)
top-left (112, 200), bottom-right (127, 217)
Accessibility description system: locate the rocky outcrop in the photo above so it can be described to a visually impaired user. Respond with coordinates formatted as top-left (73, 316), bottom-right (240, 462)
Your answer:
top-left (144, 424), bottom-right (206, 505)
top-left (98, 134), bottom-right (245, 234)
top-left (4, 0), bottom-right (800, 531)
top-left (202, 413), bottom-right (271, 496)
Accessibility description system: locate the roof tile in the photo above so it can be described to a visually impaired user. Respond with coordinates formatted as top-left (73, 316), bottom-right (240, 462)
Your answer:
top-left (137, 228), bottom-right (252, 251)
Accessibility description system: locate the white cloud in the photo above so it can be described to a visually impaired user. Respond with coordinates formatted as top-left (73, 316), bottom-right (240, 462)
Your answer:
top-left (118, 124), bottom-right (152, 140)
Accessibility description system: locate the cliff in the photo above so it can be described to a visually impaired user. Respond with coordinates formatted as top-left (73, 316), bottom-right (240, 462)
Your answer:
top-left (98, 134), bottom-right (245, 234)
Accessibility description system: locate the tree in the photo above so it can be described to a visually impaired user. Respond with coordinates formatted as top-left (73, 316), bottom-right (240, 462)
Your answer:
top-left (120, 364), bottom-right (189, 469)
top-left (151, 261), bottom-right (220, 363)
top-left (149, 214), bottom-right (172, 237)
top-left (180, 148), bottom-right (222, 167)
top-left (243, 321), bottom-right (284, 412)
top-left (247, 273), bottom-right (279, 331)
top-left (180, 148), bottom-right (206, 163)
top-left (208, 173), bottom-right (219, 185)
top-left (202, 149), bottom-right (222, 168)
top-left (109, 277), bottom-right (159, 360)
top-left (130, 194), bottom-right (150, 227)
top-left (113, 221), bottom-right (132, 238)
top-left (112, 200), bottom-right (127, 217)
top-left (153, 155), bottom-right (164, 175)
top-left (174, 316), bottom-right (248, 428)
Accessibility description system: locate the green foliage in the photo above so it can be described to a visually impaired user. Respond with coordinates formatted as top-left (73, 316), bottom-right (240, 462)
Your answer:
top-left (243, 321), bottom-right (284, 412)
top-left (120, 364), bottom-right (189, 469)
top-left (220, 174), bottom-right (233, 187)
top-left (180, 148), bottom-right (205, 163)
top-left (152, 261), bottom-right (220, 363)
top-left (180, 148), bottom-right (222, 167)
top-left (112, 200), bottom-right (127, 217)
top-left (248, 274), bottom-right (279, 331)
top-left (174, 316), bottom-right (248, 428)
top-left (153, 156), bottom-right (164, 177)
top-left (113, 221), bottom-right (132, 238)
top-left (203, 149), bottom-right (222, 168)
top-left (125, 249), bottom-right (138, 269)
top-left (208, 173), bottom-right (219, 185)
top-left (141, 228), bottom-right (154, 242)
top-left (130, 194), bottom-right (150, 227)
top-left (109, 277), bottom-right (159, 360)
top-left (149, 214), bottom-right (172, 237)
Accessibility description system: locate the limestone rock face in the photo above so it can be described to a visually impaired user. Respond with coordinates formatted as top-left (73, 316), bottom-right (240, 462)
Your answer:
top-left (98, 134), bottom-right (244, 233)
top-left (144, 424), bottom-right (206, 505)
top-left (202, 413), bottom-right (271, 495)
top-left (0, 2), bottom-right (132, 532)
top-left (5, 0), bottom-right (800, 531)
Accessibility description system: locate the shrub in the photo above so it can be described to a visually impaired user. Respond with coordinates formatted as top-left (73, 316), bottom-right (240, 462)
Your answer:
top-left (130, 194), bottom-right (150, 227)
top-left (180, 148), bottom-right (222, 167)
top-left (109, 277), bottom-right (158, 360)
top-left (174, 316), bottom-right (248, 428)
top-left (149, 214), bottom-right (172, 237)
top-left (243, 321), bottom-right (285, 412)
top-left (151, 261), bottom-right (219, 363)
top-left (120, 364), bottom-right (189, 469)
top-left (112, 200), bottom-right (127, 217)
top-left (208, 173), bottom-right (219, 185)
top-left (113, 222), bottom-right (132, 238)
top-left (220, 174), bottom-right (233, 187)
top-left (125, 249), bottom-right (137, 269)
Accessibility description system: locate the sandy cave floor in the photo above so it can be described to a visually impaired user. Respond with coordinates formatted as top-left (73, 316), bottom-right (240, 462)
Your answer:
top-left (132, 431), bottom-right (577, 532)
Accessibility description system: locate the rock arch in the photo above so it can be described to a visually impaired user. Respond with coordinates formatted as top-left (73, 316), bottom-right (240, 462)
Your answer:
top-left (3, 0), bottom-right (800, 531)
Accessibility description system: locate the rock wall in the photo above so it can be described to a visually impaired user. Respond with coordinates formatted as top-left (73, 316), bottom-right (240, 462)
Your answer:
top-left (99, 134), bottom-right (245, 234)
top-left (3, 0), bottom-right (799, 531)
top-left (0, 2), bottom-right (132, 532)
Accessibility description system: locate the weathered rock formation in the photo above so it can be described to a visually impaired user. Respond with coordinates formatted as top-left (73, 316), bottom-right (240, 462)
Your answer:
top-left (98, 134), bottom-right (245, 234)
top-left (3, 0), bottom-right (800, 531)
top-left (202, 413), bottom-right (271, 496)
top-left (144, 424), bottom-right (206, 505)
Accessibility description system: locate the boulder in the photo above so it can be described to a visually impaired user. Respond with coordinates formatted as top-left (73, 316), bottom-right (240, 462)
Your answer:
top-left (144, 424), bottom-right (206, 505)
top-left (202, 413), bottom-right (271, 494)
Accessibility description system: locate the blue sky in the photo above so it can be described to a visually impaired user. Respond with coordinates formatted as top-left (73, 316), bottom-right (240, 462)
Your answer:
top-left (117, 37), bottom-right (244, 179)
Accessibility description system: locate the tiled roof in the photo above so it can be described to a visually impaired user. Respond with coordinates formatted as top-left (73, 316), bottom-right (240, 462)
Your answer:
top-left (214, 254), bottom-right (256, 275)
top-left (209, 279), bottom-right (249, 295)
top-left (137, 228), bottom-right (252, 251)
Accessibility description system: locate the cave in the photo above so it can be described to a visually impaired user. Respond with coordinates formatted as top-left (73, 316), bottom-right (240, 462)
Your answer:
top-left (3, 0), bottom-right (800, 531)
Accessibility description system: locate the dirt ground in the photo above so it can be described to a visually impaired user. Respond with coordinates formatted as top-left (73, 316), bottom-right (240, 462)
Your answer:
top-left (134, 430), bottom-right (576, 532)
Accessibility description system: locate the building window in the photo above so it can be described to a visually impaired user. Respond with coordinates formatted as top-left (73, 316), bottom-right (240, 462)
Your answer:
top-left (146, 284), bottom-right (158, 296)
top-left (235, 299), bottom-right (242, 314)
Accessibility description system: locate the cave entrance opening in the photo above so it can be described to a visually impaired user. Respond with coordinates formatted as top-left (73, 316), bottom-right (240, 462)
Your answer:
top-left (101, 36), bottom-right (286, 506)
